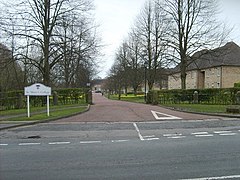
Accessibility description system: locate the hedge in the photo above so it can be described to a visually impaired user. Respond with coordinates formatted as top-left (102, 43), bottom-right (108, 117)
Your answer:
top-left (0, 88), bottom-right (88, 111)
top-left (147, 88), bottom-right (240, 105)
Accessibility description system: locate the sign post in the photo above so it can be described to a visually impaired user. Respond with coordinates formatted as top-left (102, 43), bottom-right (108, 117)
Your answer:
top-left (24, 83), bottom-right (52, 117)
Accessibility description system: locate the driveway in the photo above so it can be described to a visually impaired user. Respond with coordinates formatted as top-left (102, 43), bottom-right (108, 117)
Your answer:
top-left (55, 93), bottom-right (222, 123)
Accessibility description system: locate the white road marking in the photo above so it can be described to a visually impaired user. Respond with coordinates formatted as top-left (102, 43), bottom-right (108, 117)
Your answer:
top-left (80, 141), bottom-right (101, 144)
top-left (19, 143), bottom-right (41, 146)
top-left (111, 140), bottom-right (129, 143)
top-left (151, 110), bottom-right (182, 120)
top-left (219, 133), bottom-right (237, 136)
top-left (48, 142), bottom-right (70, 145)
top-left (143, 138), bottom-right (160, 141)
top-left (214, 131), bottom-right (232, 134)
top-left (0, 144), bottom-right (8, 146)
top-left (167, 136), bottom-right (186, 139)
top-left (180, 174), bottom-right (240, 180)
top-left (163, 134), bottom-right (183, 137)
top-left (191, 132), bottom-right (209, 135)
top-left (195, 134), bottom-right (214, 137)
top-left (133, 123), bottom-right (144, 140)
top-left (143, 135), bottom-right (156, 138)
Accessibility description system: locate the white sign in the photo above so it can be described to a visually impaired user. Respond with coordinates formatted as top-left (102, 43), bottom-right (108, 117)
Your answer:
top-left (24, 83), bottom-right (51, 117)
top-left (24, 83), bottom-right (51, 96)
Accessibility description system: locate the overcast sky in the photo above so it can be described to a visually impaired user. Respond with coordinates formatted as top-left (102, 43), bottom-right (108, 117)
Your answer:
top-left (94, 0), bottom-right (240, 78)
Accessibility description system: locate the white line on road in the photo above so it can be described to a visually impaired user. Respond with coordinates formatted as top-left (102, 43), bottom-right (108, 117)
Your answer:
top-left (214, 131), bottom-right (232, 134)
top-left (191, 132), bottom-right (209, 135)
top-left (48, 142), bottom-right (70, 145)
top-left (0, 144), bottom-right (8, 146)
top-left (111, 140), bottom-right (129, 143)
top-left (180, 174), bottom-right (240, 180)
top-left (143, 135), bottom-right (156, 138)
top-left (219, 133), bottom-right (237, 136)
top-left (19, 143), bottom-right (41, 146)
top-left (133, 123), bottom-right (144, 140)
top-left (80, 141), bottom-right (101, 144)
top-left (143, 138), bottom-right (160, 141)
top-left (163, 134), bottom-right (183, 137)
top-left (167, 136), bottom-right (186, 139)
top-left (151, 110), bottom-right (182, 120)
top-left (195, 134), bottom-right (214, 137)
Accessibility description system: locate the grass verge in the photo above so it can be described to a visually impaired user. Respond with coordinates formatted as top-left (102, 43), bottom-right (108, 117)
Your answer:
top-left (1, 105), bottom-right (88, 122)
top-left (108, 94), bottom-right (145, 103)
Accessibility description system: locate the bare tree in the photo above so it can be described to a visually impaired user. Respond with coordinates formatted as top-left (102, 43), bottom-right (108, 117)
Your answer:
top-left (135, 0), bottom-right (168, 90)
top-left (161, 0), bottom-right (229, 89)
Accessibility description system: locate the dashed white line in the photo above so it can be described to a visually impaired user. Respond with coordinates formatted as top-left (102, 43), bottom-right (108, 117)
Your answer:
top-left (219, 133), bottom-right (237, 136)
top-left (19, 143), bottom-right (41, 146)
top-left (0, 144), bottom-right (8, 146)
top-left (167, 136), bottom-right (186, 139)
top-left (48, 142), bottom-right (70, 145)
top-left (191, 132), bottom-right (209, 135)
top-left (163, 133), bottom-right (183, 137)
top-left (80, 141), bottom-right (101, 144)
top-left (180, 174), bottom-right (240, 180)
top-left (214, 131), bottom-right (232, 134)
top-left (195, 134), bottom-right (214, 137)
top-left (143, 135), bottom-right (156, 138)
top-left (143, 138), bottom-right (160, 141)
top-left (111, 140), bottom-right (129, 143)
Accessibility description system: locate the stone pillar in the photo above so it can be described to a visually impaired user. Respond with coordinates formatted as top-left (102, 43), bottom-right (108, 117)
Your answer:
top-left (193, 91), bottom-right (199, 104)
top-left (236, 91), bottom-right (240, 105)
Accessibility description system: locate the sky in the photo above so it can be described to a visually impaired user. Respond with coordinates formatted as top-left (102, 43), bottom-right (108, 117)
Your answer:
top-left (94, 0), bottom-right (240, 78)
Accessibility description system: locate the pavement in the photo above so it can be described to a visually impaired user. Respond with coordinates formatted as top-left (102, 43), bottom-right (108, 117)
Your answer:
top-left (0, 93), bottom-right (239, 130)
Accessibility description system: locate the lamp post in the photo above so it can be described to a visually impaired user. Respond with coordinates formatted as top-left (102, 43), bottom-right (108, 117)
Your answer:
top-left (144, 61), bottom-right (148, 102)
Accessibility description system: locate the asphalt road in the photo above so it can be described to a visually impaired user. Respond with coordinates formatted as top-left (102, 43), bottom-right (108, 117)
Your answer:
top-left (1, 93), bottom-right (240, 179)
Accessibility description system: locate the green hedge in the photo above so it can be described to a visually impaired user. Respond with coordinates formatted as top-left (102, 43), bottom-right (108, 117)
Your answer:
top-left (0, 88), bottom-right (88, 111)
top-left (147, 88), bottom-right (240, 105)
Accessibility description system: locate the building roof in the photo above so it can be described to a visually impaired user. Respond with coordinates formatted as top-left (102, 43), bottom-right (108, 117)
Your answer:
top-left (172, 42), bottom-right (240, 73)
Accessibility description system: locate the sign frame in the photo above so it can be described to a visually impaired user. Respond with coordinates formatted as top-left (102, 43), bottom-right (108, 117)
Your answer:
top-left (24, 83), bottom-right (52, 117)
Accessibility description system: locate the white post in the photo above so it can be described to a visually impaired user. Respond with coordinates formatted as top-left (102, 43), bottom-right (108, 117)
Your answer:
top-left (27, 95), bottom-right (30, 117)
top-left (47, 95), bottom-right (50, 116)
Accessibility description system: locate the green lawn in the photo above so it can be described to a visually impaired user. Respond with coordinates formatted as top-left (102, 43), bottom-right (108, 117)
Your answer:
top-left (0, 104), bottom-right (88, 122)
top-left (161, 104), bottom-right (227, 113)
top-left (109, 94), bottom-right (145, 103)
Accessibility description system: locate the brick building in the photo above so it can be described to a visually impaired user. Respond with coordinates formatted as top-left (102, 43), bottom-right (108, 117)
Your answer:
top-left (168, 42), bottom-right (240, 89)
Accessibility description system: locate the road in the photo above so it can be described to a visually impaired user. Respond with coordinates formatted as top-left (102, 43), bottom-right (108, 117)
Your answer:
top-left (1, 93), bottom-right (240, 180)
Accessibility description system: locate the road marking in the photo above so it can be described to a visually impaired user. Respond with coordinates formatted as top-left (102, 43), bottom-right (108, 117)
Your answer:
top-left (80, 141), bottom-right (101, 144)
top-left (48, 142), bottom-right (70, 145)
top-left (143, 138), bottom-right (160, 141)
top-left (133, 123), bottom-right (144, 140)
top-left (163, 134), bottom-right (183, 137)
top-left (180, 174), bottom-right (240, 180)
top-left (151, 110), bottom-right (182, 120)
top-left (0, 144), bottom-right (8, 146)
top-left (195, 134), bottom-right (213, 137)
top-left (167, 136), bottom-right (186, 139)
top-left (111, 140), bottom-right (129, 143)
top-left (143, 135), bottom-right (156, 138)
top-left (214, 131), bottom-right (232, 134)
top-left (19, 143), bottom-right (41, 146)
top-left (219, 133), bottom-right (237, 136)
top-left (191, 132), bottom-right (209, 135)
